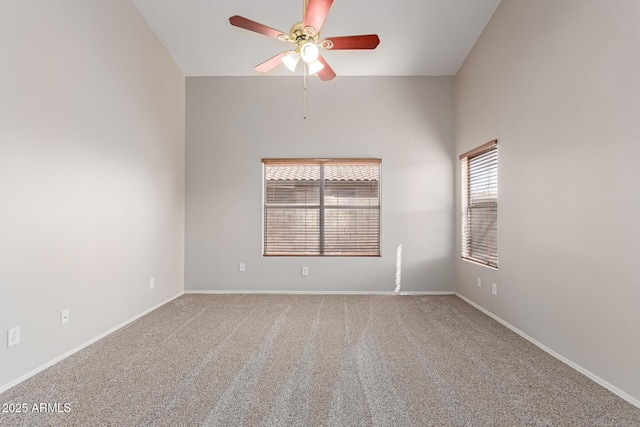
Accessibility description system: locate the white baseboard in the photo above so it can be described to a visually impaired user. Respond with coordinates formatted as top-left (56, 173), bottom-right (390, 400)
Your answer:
top-left (455, 292), bottom-right (640, 410)
top-left (185, 290), bottom-right (455, 296)
top-left (0, 292), bottom-right (184, 395)
top-left (399, 291), bottom-right (455, 296)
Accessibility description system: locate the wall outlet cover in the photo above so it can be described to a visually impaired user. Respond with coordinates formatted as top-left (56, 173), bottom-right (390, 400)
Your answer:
top-left (8, 326), bottom-right (21, 347)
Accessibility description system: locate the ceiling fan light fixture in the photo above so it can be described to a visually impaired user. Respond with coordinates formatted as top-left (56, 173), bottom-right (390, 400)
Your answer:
top-left (281, 51), bottom-right (300, 72)
top-left (230, 0), bottom-right (380, 83)
top-left (307, 59), bottom-right (325, 75)
top-left (299, 42), bottom-right (319, 63)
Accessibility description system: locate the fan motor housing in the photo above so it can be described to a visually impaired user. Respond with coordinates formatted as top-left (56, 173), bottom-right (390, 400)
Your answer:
top-left (289, 22), bottom-right (319, 47)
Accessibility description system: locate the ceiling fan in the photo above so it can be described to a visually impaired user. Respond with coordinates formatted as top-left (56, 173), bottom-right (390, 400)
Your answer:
top-left (229, 0), bottom-right (380, 81)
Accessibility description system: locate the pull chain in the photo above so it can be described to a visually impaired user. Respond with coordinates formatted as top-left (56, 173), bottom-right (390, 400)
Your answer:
top-left (303, 63), bottom-right (307, 119)
top-left (302, 0), bottom-right (310, 119)
top-left (303, 65), bottom-right (307, 119)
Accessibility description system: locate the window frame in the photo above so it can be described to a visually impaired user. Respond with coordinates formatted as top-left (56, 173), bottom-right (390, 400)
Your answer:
top-left (460, 140), bottom-right (498, 269)
top-left (262, 158), bottom-right (381, 257)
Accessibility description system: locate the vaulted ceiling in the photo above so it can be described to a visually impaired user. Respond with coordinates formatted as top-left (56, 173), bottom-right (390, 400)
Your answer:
top-left (131, 0), bottom-right (501, 77)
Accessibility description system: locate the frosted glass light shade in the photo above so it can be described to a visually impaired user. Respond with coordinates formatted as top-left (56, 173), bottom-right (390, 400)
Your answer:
top-left (300, 42), bottom-right (319, 63)
top-left (307, 59), bottom-right (325, 75)
top-left (281, 51), bottom-right (300, 72)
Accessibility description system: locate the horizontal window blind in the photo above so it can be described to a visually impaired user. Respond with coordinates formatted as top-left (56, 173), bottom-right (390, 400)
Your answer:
top-left (263, 159), bottom-right (381, 256)
top-left (460, 141), bottom-right (498, 268)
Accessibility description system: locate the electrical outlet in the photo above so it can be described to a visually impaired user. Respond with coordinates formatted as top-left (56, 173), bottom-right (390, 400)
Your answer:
top-left (492, 283), bottom-right (498, 295)
top-left (239, 263), bottom-right (246, 272)
top-left (477, 277), bottom-right (482, 287)
top-left (149, 278), bottom-right (155, 289)
top-left (61, 309), bottom-right (69, 325)
top-left (301, 266), bottom-right (309, 276)
top-left (7, 326), bottom-right (20, 347)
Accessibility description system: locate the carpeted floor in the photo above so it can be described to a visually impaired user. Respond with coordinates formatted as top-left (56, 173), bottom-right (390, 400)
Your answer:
top-left (1, 294), bottom-right (639, 426)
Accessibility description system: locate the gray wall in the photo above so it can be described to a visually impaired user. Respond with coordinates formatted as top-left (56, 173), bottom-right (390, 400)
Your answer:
top-left (455, 0), bottom-right (640, 402)
top-left (186, 76), bottom-right (454, 293)
top-left (0, 0), bottom-right (185, 388)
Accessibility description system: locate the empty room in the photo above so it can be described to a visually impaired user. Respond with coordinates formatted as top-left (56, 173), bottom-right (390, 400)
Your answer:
top-left (1, 0), bottom-right (639, 425)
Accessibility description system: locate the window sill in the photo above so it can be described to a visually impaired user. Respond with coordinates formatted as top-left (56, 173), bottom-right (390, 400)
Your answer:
top-left (461, 257), bottom-right (498, 270)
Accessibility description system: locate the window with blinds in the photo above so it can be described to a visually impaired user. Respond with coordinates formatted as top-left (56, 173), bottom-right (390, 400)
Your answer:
top-left (263, 159), bottom-right (381, 256)
top-left (460, 140), bottom-right (498, 268)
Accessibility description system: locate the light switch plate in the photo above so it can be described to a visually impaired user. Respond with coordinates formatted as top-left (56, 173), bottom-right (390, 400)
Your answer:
top-left (61, 309), bottom-right (70, 325)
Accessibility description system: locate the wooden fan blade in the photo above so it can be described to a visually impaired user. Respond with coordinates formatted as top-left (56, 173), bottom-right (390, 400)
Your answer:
top-left (322, 34), bottom-right (380, 50)
top-left (316, 55), bottom-right (336, 81)
top-left (229, 15), bottom-right (289, 41)
top-left (302, 0), bottom-right (333, 36)
top-left (255, 52), bottom-right (288, 73)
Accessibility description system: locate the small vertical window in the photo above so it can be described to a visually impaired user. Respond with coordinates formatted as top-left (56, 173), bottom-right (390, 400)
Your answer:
top-left (460, 140), bottom-right (498, 268)
top-left (263, 159), bottom-right (381, 256)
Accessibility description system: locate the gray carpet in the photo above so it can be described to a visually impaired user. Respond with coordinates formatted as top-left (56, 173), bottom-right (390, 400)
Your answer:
top-left (1, 294), bottom-right (639, 426)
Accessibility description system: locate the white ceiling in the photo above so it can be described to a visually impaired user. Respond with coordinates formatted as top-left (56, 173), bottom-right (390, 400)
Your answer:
top-left (131, 0), bottom-right (501, 77)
